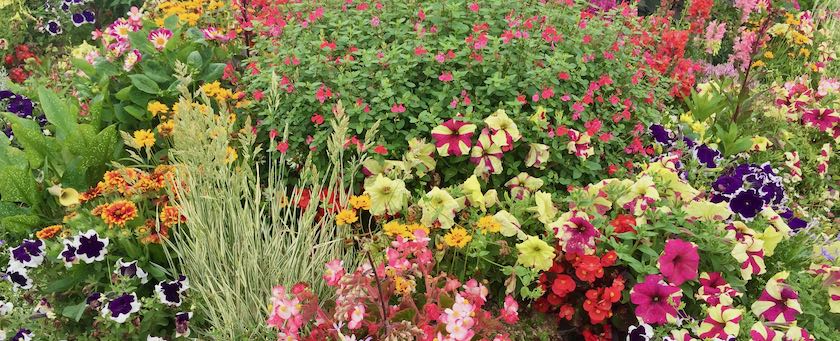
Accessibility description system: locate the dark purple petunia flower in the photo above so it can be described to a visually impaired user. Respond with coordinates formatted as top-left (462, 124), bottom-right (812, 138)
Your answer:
top-left (46, 20), bottom-right (62, 35)
top-left (0, 90), bottom-right (13, 99)
top-left (60, 2), bottom-right (70, 11)
top-left (114, 258), bottom-right (149, 284)
top-left (7, 95), bottom-right (35, 117)
top-left (712, 175), bottom-right (743, 196)
top-left (693, 144), bottom-right (722, 168)
top-left (5, 264), bottom-right (33, 290)
top-left (729, 188), bottom-right (764, 220)
top-left (649, 124), bottom-right (675, 147)
top-left (682, 136), bottom-right (697, 149)
top-left (82, 10), bottom-right (95, 23)
top-left (101, 293), bottom-right (141, 323)
top-left (627, 323), bottom-right (653, 341)
top-left (758, 182), bottom-right (786, 206)
top-left (72, 13), bottom-right (85, 27)
top-left (155, 276), bottom-right (190, 307)
top-left (75, 230), bottom-right (109, 263)
top-left (11, 328), bottom-right (33, 341)
top-left (9, 239), bottom-right (45, 268)
top-left (58, 239), bottom-right (78, 267)
top-left (175, 311), bottom-right (193, 337)
top-left (86, 292), bottom-right (102, 309)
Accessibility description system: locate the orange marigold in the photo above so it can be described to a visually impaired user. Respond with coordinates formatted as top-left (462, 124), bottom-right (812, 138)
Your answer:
top-left (103, 168), bottom-right (143, 195)
top-left (80, 182), bottom-right (106, 202)
top-left (160, 205), bottom-right (186, 228)
top-left (141, 219), bottom-right (170, 244)
top-left (101, 200), bottom-right (139, 227)
top-left (36, 225), bottom-right (63, 239)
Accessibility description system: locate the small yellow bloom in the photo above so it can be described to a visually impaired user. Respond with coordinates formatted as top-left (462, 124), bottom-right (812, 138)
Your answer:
top-left (393, 276), bottom-right (415, 296)
top-left (443, 227), bottom-right (472, 248)
top-left (133, 129), bottom-right (156, 148)
top-left (751, 136), bottom-right (772, 151)
top-left (349, 195), bottom-right (372, 210)
top-left (763, 51), bottom-right (774, 59)
top-left (476, 216), bottom-right (501, 234)
top-left (336, 209), bottom-right (358, 226)
top-left (147, 101), bottom-right (169, 117)
top-left (383, 220), bottom-right (410, 238)
top-left (225, 146), bottom-right (238, 163)
top-left (799, 48), bottom-right (811, 58)
top-left (751, 60), bottom-right (766, 68)
top-left (407, 223), bottom-right (429, 236)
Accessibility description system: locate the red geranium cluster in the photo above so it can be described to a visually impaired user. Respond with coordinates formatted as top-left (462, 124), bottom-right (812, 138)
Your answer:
top-left (3, 44), bottom-right (40, 83)
top-left (534, 247), bottom-right (625, 341)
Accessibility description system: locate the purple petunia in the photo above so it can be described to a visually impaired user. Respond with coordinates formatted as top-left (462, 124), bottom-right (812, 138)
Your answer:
top-left (9, 239), bottom-right (45, 268)
top-left (729, 188), bottom-right (765, 220)
top-left (693, 144), bottom-right (722, 168)
top-left (46, 20), bottom-right (62, 35)
top-left (59, 239), bottom-right (78, 267)
top-left (10, 328), bottom-right (33, 341)
top-left (114, 258), bottom-right (149, 284)
top-left (72, 13), bottom-right (85, 27)
top-left (74, 230), bottom-right (109, 263)
top-left (155, 275), bottom-right (190, 307)
top-left (649, 124), bottom-right (676, 147)
top-left (711, 163), bottom-right (801, 227)
top-left (5, 263), bottom-right (33, 290)
top-left (82, 10), bottom-right (95, 23)
top-left (175, 311), bottom-right (193, 337)
top-left (101, 293), bottom-right (141, 323)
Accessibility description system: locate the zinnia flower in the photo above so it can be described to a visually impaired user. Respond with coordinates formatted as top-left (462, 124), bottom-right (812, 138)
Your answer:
top-left (148, 28), bottom-right (172, 50)
top-left (431, 119), bottom-right (476, 156)
top-left (658, 239), bottom-right (699, 285)
top-left (364, 175), bottom-right (410, 216)
top-left (630, 274), bottom-right (682, 325)
top-left (516, 237), bottom-right (554, 271)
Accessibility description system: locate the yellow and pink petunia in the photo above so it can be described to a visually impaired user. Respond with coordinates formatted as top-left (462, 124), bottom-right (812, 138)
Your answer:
top-left (431, 118), bottom-right (476, 156)
top-left (469, 130), bottom-right (504, 179)
top-left (750, 272), bottom-right (802, 324)
top-left (696, 305), bottom-right (742, 340)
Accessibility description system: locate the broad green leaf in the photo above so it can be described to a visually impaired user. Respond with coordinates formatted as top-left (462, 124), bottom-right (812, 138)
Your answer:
top-left (5, 114), bottom-right (56, 168)
top-left (61, 302), bottom-right (87, 322)
top-left (128, 74), bottom-right (161, 94)
top-left (0, 165), bottom-right (38, 206)
top-left (38, 87), bottom-right (78, 139)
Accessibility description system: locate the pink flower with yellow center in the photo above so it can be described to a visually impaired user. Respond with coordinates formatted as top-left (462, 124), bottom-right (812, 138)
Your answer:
top-left (148, 28), bottom-right (172, 51)
top-left (432, 118), bottom-right (476, 156)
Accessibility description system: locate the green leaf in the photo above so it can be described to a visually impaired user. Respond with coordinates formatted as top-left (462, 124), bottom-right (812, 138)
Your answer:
top-left (163, 15), bottom-right (179, 31)
top-left (61, 302), bottom-right (87, 322)
top-left (38, 87), bottom-right (78, 139)
top-left (199, 63), bottom-right (225, 82)
top-left (115, 86), bottom-right (133, 101)
top-left (128, 74), bottom-right (161, 94)
top-left (65, 124), bottom-right (119, 171)
top-left (0, 166), bottom-right (39, 206)
top-left (187, 50), bottom-right (203, 68)
top-left (123, 105), bottom-right (148, 120)
top-left (70, 58), bottom-right (96, 78)
top-left (5, 114), bottom-right (56, 168)
top-left (44, 270), bottom-right (86, 293)
top-left (390, 309), bottom-right (417, 322)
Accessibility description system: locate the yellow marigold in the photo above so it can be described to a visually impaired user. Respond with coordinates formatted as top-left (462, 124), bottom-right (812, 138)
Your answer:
top-left (133, 129), bottom-right (156, 149)
top-left (336, 209), bottom-right (358, 226)
top-left (157, 120), bottom-right (175, 137)
top-left (147, 101), bottom-right (169, 117)
top-left (476, 216), bottom-right (501, 234)
top-left (36, 225), bottom-right (63, 239)
top-left (225, 146), bottom-right (238, 163)
top-left (443, 227), bottom-right (472, 248)
top-left (101, 200), bottom-right (138, 227)
top-left (349, 194), bottom-right (372, 210)
top-left (383, 220), bottom-right (410, 238)
top-left (763, 51), bottom-right (774, 59)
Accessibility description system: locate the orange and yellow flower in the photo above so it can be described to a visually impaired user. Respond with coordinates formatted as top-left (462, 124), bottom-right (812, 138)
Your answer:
top-left (36, 225), bottom-right (63, 239)
top-left (101, 200), bottom-right (139, 227)
top-left (160, 205), bottom-right (186, 228)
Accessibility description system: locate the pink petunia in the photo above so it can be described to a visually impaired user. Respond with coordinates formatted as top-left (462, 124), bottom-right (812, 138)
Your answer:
top-left (439, 71), bottom-right (454, 82)
top-left (431, 119), bottom-right (476, 156)
top-left (630, 274), bottom-right (682, 325)
top-left (658, 239), bottom-right (699, 285)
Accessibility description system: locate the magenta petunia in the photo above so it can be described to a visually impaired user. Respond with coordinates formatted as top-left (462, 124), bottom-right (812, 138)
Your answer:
top-left (750, 272), bottom-right (802, 324)
top-left (658, 239), bottom-right (699, 285)
top-left (630, 274), bottom-right (682, 325)
top-left (431, 119), bottom-right (476, 156)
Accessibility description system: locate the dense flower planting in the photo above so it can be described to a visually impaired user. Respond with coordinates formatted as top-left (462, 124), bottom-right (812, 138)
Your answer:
top-left (1, 0), bottom-right (839, 340)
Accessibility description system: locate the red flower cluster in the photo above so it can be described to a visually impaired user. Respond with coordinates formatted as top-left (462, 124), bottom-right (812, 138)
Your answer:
top-left (644, 29), bottom-right (702, 98)
top-left (3, 44), bottom-right (40, 83)
top-left (534, 247), bottom-right (624, 340)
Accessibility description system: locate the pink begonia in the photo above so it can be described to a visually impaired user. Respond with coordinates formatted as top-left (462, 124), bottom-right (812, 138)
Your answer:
top-left (347, 304), bottom-right (365, 329)
top-left (323, 259), bottom-right (344, 286)
top-left (500, 295), bottom-right (519, 324)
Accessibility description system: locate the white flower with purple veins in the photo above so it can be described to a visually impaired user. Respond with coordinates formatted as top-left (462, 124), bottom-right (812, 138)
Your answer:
top-left (101, 293), bottom-right (141, 323)
top-left (9, 239), bottom-right (45, 268)
top-left (155, 276), bottom-right (189, 307)
top-left (114, 258), bottom-right (149, 284)
top-left (58, 238), bottom-right (79, 268)
top-left (74, 230), bottom-right (109, 263)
